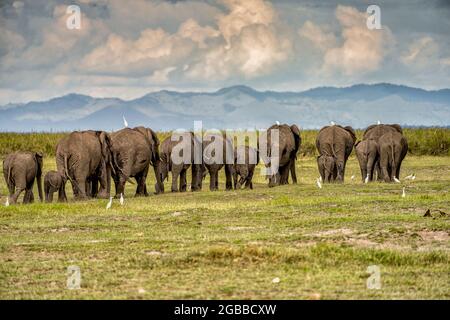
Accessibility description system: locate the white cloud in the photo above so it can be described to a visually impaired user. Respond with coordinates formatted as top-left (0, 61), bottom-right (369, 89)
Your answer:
top-left (298, 21), bottom-right (336, 51)
top-left (401, 36), bottom-right (439, 68)
top-left (321, 5), bottom-right (394, 76)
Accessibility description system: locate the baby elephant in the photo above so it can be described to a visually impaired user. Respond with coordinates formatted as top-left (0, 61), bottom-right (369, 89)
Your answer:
top-left (355, 139), bottom-right (378, 183)
top-left (3, 151), bottom-right (43, 204)
top-left (44, 170), bottom-right (65, 203)
top-left (233, 146), bottom-right (259, 190)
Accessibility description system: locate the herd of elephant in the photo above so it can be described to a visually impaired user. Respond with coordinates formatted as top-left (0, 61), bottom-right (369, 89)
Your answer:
top-left (2, 123), bottom-right (407, 205)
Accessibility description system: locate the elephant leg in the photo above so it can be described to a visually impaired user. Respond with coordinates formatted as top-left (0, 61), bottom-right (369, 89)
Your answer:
top-left (179, 169), bottom-right (187, 192)
top-left (134, 173), bottom-right (145, 197)
top-left (290, 159), bottom-right (297, 184)
top-left (48, 188), bottom-right (55, 203)
top-left (141, 166), bottom-right (149, 197)
top-left (171, 167), bottom-right (180, 192)
top-left (58, 181), bottom-right (67, 203)
top-left (225, 165), bottom-right (233, 191)
top-left (375, 161), bottom-right (382, 181)
top-left (280, 165), bottom-right (290, 185)
top-left (233, 170), bottom-right (238, 190)
top-left (113, 174), bottom-right (120, 198)
top-left (245, 170), bottom-right (254, 189)
top-left (10, 186), bottom-right (25, 204)
top-left (209, 169), bottom-right (216, 191)
top-left (74, 177), bottom-right (87, 200)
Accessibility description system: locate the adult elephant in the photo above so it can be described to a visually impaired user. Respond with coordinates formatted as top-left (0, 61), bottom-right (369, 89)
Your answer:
top-left (363, 123), bottom-right (403, 181)
top-left (3, 151), bottom-right (43, 204)
top-left (203, 132), bottom-right (234, 191)
top-left (156, 132), bottom-right (204, 193)
top-left (56, 130), bottom-right (113, 201)
top-left (110, 126), bottom-right (163, 197)
top-left (264, 124), bottom-right (301, 187)
top-left (316, 125), bottom-right (356, 182)
top-left (378, 131), bottom-right (408, 182)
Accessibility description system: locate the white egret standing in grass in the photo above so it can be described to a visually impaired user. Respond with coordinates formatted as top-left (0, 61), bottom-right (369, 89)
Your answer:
top-left (5, 197), bottom-right (9, 207)
top-left (106, 197), bottom-right (113, 210)
top-left (402, 187), bottom-right (406, 198)
top-left (319, 176), bottom-right (323, 183)
top-left (123, 115), bottom-right (128, 128)
top-left (120, 193), bottom-right (124, 206)
top-left (405, 173), bottom-right (416, 180)
top-left (364, 174), bottom-right (369, 184)
top-left (316, 178), bottom-right (322, 189)
top-left (351, 175), bottom-right (355, 180)
top-left (394, 177), bottom-right (401, 183)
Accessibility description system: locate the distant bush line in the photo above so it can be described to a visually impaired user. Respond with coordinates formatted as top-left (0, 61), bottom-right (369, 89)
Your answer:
top-left (0, 128), bottom-right (448, 157)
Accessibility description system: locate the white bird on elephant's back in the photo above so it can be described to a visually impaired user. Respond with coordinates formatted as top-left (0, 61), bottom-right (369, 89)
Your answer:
top-left (123, 115), bottom-right (128, 128)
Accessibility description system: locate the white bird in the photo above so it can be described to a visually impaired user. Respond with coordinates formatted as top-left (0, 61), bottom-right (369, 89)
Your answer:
top-left (377, 120), bottom-right (381, 125)
top-left (330, 121), bottom-right (335, 126)
top-left (351, 175), bottom-right (355, 180)
top-left (402, 187), bottom-right (406, 198)
top-left (120, 193), bottom-right (124, 206)
top-left (106, 197), bottom-right (113, 209)
top-left (316, 178), bottom-right (322, 189)
top-left (123, 115), bottom-right (128, 128)
top-left (364, 174), bottom-right (369, 184)
top-left (394, 177), bottom-right (401, 183)
top-left (276, 121), bottom-right (280, 125)
top-left (5, 197), bottom-right (9, 207)
top-left (319, 176), bottom-right (323, 183)
top-left (411, 174), bottom-right (416, 180)
top-left (405, 173), bottom-right (416, 180)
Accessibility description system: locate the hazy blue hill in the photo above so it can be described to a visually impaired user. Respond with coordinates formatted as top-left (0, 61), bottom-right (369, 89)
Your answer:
top-left (0, 83), bottom-right (449, 132)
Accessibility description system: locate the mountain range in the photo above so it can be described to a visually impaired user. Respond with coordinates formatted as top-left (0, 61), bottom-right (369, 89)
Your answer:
top-left (1, 83), bottom-right (449, 132)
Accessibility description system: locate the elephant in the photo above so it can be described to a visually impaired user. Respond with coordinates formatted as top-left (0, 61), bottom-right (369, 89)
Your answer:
top-left (3, 151), bottom-right (43, 204)
top-left (316, 124), bottom-right (356, 182)
top-left (202, 133), bottom-right (234, 191)
top-left (233, 145), bottom-right (259, 190)
top-left (56, 130), bottom-right (113, 201)
top-left (363, 124), bottom-right (403, 180)
top-left (264, 124), bottom-right (301, 187)
top-left (355, 139), bottom-right (378, 182)
top-left (110, 126), bottom-right (163, 197)
top-left (156, 132), bottom-right (204, 193)
top-left (44, 170), bottom-right (64, 203)
top-left (378, 131), bottom-right (408, 182)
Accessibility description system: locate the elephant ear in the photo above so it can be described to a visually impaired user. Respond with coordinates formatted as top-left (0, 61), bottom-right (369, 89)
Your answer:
top-left (97, 131), bottom-right (112, 159)
top-left (34, 152), bottom-right (43, 175)
top-left (343, 126), bottom-right (357, 144)
top-left (290, 124), bottom-right (301, 155)
top-left (389, 124), bottom-right (403, 134)
top-left (133, 126), bottom-right (160, 164)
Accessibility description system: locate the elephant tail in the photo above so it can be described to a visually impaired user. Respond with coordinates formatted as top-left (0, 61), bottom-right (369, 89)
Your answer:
top-left (111, 152), bottom-right (135, 185)
top-left (390, 143), bottom-right (396, 172)
top-left (64, 154), bottom-right (80, 191)
top-left (6, 164), bottom-right (12, 185)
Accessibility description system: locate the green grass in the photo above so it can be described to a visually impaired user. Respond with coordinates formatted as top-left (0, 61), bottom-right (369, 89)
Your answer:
top-left (0, 154), bottom-right (449, 299)
top-left (0, 128), bottom-right (449, 157)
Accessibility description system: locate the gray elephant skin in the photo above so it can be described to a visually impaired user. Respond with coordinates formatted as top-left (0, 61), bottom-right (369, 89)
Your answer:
top-left (44, 170), bottom-right (64, 203)
top-left (355, 139), bottom-right (378, 182)
top-left (316, 125), bottom-right (356, 182)
top-left (378, 131), bottom-right (408, 182)
top-left (156, 132), bottom-right (204, 193)
top-left (265, 124), bottom-right (301, 187)
top-left (56, 130), bottom-right (113, 201)
top-left (3, 151), bottom-right (43, 204)
top-left (110, 126), bottom-right (163, 197)
top-left (362, 123), bottom-right (403, 181)
top-left (233, 145), bottom-right (259, 190)
top-left (203, 133), bottom-right (234, 191)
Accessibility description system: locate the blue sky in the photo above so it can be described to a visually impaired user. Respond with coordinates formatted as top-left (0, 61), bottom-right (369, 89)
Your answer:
top-left (0, 0), bottom-right (449, 104)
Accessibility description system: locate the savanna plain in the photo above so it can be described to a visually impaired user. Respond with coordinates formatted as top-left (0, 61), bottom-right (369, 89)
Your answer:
top-left (0, 129), bottom-right (449, 299)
